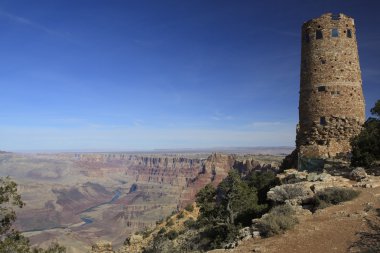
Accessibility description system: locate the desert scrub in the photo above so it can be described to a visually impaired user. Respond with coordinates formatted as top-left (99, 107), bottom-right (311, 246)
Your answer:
top-left (257, 204), bottom-right (298, 237)
top-left (176, 211), bottom-right (185, 219)
top-left (314, 187), bottom-right (360, 210)
top-left (184, 218), bottom-right (197, 229)
top-left (158, 227), bottom-right (166, 235)
top-left (166, 230), bottom-right (179, 240)
top-left (166, 219), bottom-right (175, 227)
top-left (184, 203), bottom-right (194, 212)
top-left (141, 227), bottom-right (153, 239)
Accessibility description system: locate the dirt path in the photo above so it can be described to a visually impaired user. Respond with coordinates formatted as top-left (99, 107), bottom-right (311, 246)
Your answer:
top-left (212, 187), bottom-right (380, 253)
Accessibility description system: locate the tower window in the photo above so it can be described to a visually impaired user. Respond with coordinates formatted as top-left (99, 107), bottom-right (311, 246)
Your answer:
top-left (347, 29), bottom-right (352, 38)
top-left (316, 30), bottom-right (323, 39)
top-left (332, 28), bottom-right (339, 37)
top-left (331, 14), bottom-right (340, 20)
top-left (318, 86), bottom-right (326, 92)
top-left (320, 117), bottom-right (327, 125)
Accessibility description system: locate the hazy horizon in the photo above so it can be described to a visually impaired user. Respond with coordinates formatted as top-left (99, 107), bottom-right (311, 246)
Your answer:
top-left (3, 145), bottom-right (294, 154)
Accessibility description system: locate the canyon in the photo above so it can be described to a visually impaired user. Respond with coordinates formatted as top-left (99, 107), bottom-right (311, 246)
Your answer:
top-left (0, 148), bottom-right (288, 252)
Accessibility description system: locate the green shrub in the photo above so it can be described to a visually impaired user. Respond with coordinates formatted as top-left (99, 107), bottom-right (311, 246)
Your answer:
top-left (141, 227), bottom-right (152, 239)
top-left (257, 204), bottom-right (298, 237)
top-left (351, 100), bottom-right (380, 168)
top-left (158, 227), bottom-right (166, 235)
top-left (314, 187), bottom-right (360, 209)
top-left (166, 219), bottom-right (174, 227)
top-left (199, 223), bottom-right (240, 250)
top-left (176, 211), bottom-right (184, 219)
top-left (193, 169), bottom-right (278, 250)
top-left (184, 203), bottom-right (194, 212)
top-left (184, 218), bottom-right (197, 229)
top-left (166, 230), bottom-right (178, 240)
top-left (246, 171), bottom-right (280, 204)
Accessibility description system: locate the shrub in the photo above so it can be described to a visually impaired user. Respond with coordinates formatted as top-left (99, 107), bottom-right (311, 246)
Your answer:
top-left (314, 187), bottom-right (360, 209)
top-left (245, 171), bottom-right (280, 204)
top-left (166, 230), bottom-right (178, 240)
top-left (184, 218), bottom-right (197, 229)
top-left (351, 100), bottom-right (380, 168)
top-left (184, 203), bottom-right (194, 212)
top-left (166, 219), bottom-right (174, 227)
top-left (141, 227), bottom-right (152, 239)
top-left (257, 204), bottom-right (298, 237)
top-left (158, 227), bottom-right (166, 235)
top-left (176, 211), bottom-right (184, 219)
top-left (193, 169), bottom-right (278, 250)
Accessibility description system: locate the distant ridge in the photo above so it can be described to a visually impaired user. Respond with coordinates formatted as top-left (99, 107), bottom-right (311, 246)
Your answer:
top-left (151, 146), bottom-right (294, 155)
top-left (7, 147), bottom-right (294, 155)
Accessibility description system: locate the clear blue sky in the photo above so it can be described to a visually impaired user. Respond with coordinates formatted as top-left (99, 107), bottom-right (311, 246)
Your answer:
top-left (0, 0), bottom-right (379, 151)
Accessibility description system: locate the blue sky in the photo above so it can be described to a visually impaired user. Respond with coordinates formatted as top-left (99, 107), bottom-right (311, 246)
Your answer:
top-left (0, 0), bottom-right (379, 151)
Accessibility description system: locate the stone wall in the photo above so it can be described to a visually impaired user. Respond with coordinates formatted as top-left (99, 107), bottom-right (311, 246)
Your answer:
top-left (297, 13), bottom-right (365, 159)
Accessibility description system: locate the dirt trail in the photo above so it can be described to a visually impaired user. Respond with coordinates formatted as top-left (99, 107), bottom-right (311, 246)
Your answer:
top-left (212, 187), bottom-right (380, 253)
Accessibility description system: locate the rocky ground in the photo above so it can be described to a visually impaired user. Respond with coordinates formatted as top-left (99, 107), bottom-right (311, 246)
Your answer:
top-left (210, 172), bottom-right (380, 253)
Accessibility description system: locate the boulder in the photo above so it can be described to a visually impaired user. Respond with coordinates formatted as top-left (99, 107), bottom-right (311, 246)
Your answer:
top-left (350, 167), bottom-right (367, 181)
top-left (237, 227), bottom-right (252, 241)
top-left (267, 183), bottom-right (314, 205)
top-left (306, 172), bottom-right (331, 182)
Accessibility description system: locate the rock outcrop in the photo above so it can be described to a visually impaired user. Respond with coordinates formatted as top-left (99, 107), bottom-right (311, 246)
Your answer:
top-left (350, 167), bottom-right (367, 181)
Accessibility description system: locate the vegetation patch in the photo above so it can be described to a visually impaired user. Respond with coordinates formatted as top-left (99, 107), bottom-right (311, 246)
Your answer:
top-left (166, 219), bottom-right (174, 227)
top-left (192, 170), bottom-right (279, 250)
top-left (183, 218), bottom-right (197, 229)
top-left (184, 204), bottom-right (194, 212)
top-left (351, 100), bottom-right (380, 168)
top-left (176, 211), bottom-right (185, 219)
top-left (256, 204), bottom-right (298, 237)
top-left (0, 177), bottom-right (66, 253)
top-left (313, 187), bottom-right (360, 210)
top-left (166, 230), bottom-right (179, 240)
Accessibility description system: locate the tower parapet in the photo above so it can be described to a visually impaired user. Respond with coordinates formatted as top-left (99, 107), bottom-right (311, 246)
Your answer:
top-left (297, 13), bottom-right (365, 161)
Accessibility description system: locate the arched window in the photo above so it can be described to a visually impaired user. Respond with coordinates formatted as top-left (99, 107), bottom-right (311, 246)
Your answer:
top-left (332, 28), bottom-right (339, 37)
top-left (316, 29), bottom-right (323, 39)
top-left (320, 117), bottom-right (327, 125)
top-left (347, 29), bottom-right (352, 38)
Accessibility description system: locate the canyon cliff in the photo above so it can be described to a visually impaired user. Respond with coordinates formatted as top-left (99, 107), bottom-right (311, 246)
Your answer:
top-left (0, 152), bottom-right (283, 253)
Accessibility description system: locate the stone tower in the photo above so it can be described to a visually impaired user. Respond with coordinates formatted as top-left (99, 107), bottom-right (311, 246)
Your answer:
top-left (296, 13), bottom-right (365, 162)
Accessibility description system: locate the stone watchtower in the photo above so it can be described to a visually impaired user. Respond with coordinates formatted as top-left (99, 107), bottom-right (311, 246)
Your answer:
top-left (296, 13), bottom-right (365, 163)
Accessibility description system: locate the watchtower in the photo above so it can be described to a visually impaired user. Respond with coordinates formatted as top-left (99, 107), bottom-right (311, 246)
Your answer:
top-left (296, 13), bottom-right (365, 162)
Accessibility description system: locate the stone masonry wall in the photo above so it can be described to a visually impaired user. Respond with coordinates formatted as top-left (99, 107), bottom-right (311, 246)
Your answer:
top-left (297, 13), bottom-right (365, 159)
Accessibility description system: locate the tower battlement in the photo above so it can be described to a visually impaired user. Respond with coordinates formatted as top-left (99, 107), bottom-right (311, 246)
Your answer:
top-left (296, 13), bottom-right (365, 160)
